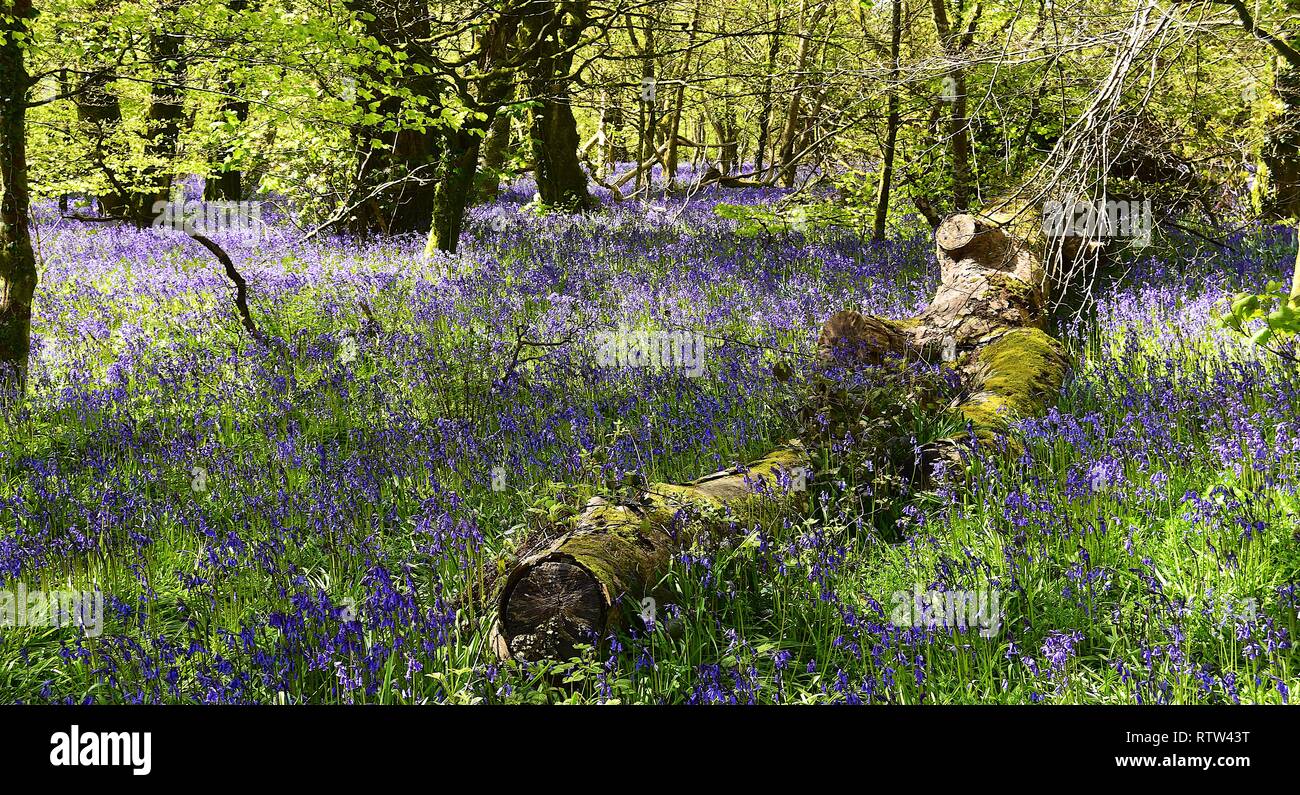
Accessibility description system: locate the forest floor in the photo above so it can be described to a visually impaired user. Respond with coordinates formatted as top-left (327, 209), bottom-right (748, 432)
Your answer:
top-left (0, 180), bottom-right (1296, 704)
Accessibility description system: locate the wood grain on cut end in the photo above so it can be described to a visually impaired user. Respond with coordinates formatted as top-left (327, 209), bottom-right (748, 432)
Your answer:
top-left (936, 213), bottom-right (977, 252)
top-left (502, 560), bottom-right (606, 661)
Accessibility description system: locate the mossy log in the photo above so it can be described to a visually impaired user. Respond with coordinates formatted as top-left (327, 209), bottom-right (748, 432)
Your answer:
top-left (490, 208), bottom-right (1070, 662)
top-left (491, 443), bottom-right (810, 661)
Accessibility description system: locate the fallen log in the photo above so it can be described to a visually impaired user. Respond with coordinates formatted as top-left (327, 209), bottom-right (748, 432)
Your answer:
top-left (489, 203), bottom-right (1070, 662)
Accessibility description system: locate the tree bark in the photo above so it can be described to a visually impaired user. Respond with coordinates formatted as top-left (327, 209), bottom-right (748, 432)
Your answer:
top-left (776, 0), bottom-right (825, 187)
top-left (0, 0), bottom-right (36, 396)
top-left (930, 0), bottom-right (980, 211)
top-left (599, 90), bottom-right (627, 172)
top-left (630, 11), bottom-right (658, 191)
top-left (873, 0), bottom-right (902, 240)
top-left (72, 60), bottom-right (133, 217)
top-left (663, 0), bottom-right (702, 191)
top-left (345, 0), bottom-right (440, 234)
top-left (476, 107), bottom-right (513, 203)
top-left (490, 201), bottom-right (1069, 661)
top-left (753, 2), bottom-right (781, 179)
top-left (522, 0), bottom-right (595, 209)
top-left (1292, 221), bottom-right (1300, 298)
top-left (207, 0), bottom-right (251, 202)
top-left (426, 130), bottom-right (481, 254)
top-left (133, 9), bottom-right (189, 226)
top-left (208, 85), bottom-right (250, 202)
top-left (422, 10), bottom-right (521, 253)
top-left (1262, 1), bottom-right (1300, 221)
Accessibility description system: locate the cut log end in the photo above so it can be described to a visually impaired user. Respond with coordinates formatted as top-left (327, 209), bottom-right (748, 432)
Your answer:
top-left (936, 214), bottom-right (978, 252)
top-left (817, 310), bottom-right (909, 365)
top-left (501, 559), bottom-right (606, 661)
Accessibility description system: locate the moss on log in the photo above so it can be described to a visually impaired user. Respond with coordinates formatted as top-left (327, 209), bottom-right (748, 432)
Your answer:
top-left (491, 443), bottom-right (810, 661)
top-left (957, 327), bottom-right (1069, 435)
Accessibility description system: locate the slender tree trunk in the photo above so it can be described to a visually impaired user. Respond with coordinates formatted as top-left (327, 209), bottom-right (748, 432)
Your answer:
top-left (692, 116), bottom-right (705, 168)
top-left (1293, 222), bottom-right (1300, 298)
top-left (1262, 1), bottom-right (1300, 223)
top-left (664, 80), bottom-right (686, 189)
top-left (0, 0), bottom-right (36, 395)
top-left (599, 90), bottom-right (627, 173)
top-left (715, 104), bottom-right (738, 175)
top-left (754, 3), bottom-right (781, 178)
top-left (873, 0), bottom-right (902, 240)
top-left (930, 0), bottom-right (978, 211)
top-left (664, 0), bottom-right (702, 191)
top-left (777, 0), bottom-right (824, 187)
top-left (950, 71), bottom-right (971, 210)
top-left (634, 17), bottom-right (658, 191)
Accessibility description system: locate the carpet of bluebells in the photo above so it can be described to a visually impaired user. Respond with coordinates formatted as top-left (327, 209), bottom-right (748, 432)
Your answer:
top-left (0, 178), bottom-right (1297, 704)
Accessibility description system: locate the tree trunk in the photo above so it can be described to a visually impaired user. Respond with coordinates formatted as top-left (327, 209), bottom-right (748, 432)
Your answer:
top-left (1262, 3), bottom-right (1300, 221)
top-left (873, 0), bottom-right (902, 240)
top-left (425, 131), bottom-right (481, 255)
top-left (490, 200), bottom-right (1070, 661)
top-left (207, 0), bottom-right (250, 202)
top-left (208, 87), bottom-right (249, 203)
top-left (133, 17), bottom-right (188, 225)
top-left (599, 91), bottom-right (627, 172)
top-left (663, 0), bottom-right (702, 191)
top-left (522, 0), bottom-right (594, 209)
top-left (1293, 221), bottom-right (1300, 298)
top-left (663, 80), bottom-right (686, 189)
top-left (754, 2), bottom-right (781, 179)
top-left (776, 0), bottom-right (831, 187)
top-left (73, 66), bottom-right (132, 217)
top-left (345, 0), bottom-right (440, 235)
top-left (493, 444), bottom-right (811, 662)
top-left (930, 0), bottom-right (979, 211)
top-left (634, 18), bottom-right (658, 192)
top-left (476, 108), bottom-right (513, 203)
top-left (777, 0), bottom-right (821, 187)
top-left (0, 0), bottom-right (36, 395)
top-left (949, 71), bottom-right (971, 210)
top-left (421, 11), bottom-right (520, 252)
top-left (531, 97), bottom-right (593, 209)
